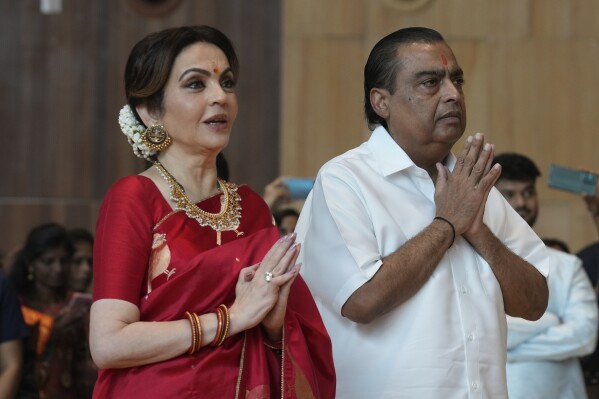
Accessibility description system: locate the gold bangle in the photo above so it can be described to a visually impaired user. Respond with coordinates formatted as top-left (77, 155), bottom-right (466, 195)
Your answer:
top-left (185, 311), bottom-right (197, 355)
top-left (211, 307), bottom-right (224, 347)
top-left (216, 304), bottom-right (230, 346)
top-left (193, 312), bottom-right (202, 352)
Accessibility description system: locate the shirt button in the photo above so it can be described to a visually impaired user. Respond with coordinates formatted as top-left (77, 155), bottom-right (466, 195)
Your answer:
top-left (471, 381), bottom-right (479, 391)
top-left (467, 333), bottom-right (475, 341)
top-left (460, 285), bottom-right (468, 294)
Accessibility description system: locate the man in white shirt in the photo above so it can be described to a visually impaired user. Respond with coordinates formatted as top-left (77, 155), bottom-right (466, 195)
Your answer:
top-left (493, 153), bottom-right (598, 399)
top-left (295, 27), bottom-right (550, 399)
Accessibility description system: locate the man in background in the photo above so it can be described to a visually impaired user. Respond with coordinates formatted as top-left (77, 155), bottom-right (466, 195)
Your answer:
top-left (493, 152), bottom-right (598, 399)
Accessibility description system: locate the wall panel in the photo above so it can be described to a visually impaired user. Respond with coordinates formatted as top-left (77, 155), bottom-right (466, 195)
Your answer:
top-left (0, 0), bottom-right (281, 257)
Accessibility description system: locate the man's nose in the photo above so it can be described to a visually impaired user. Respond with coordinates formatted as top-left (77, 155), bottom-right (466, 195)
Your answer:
top-left (441, 77), bottom-right (462, 102)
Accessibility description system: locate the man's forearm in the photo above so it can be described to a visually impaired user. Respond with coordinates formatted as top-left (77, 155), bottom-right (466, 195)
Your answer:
top-left (342, 219), bottom-right (453, 323)
top-left (466, 225), bottom-right (548, 320)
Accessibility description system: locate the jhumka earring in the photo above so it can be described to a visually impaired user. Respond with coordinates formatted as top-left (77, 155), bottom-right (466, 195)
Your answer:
top-left (141, 124), bottom-right (172, 151)
top-left (27, 268), bottom-right (34, 281)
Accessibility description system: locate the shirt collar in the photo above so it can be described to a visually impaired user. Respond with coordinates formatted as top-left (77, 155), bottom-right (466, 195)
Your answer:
top-left (367, 125), bottom-right (457, 177)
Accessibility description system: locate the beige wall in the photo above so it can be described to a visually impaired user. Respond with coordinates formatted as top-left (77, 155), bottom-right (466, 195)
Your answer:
top-left (281, 0), bottom-right (599, 253)
top-left (2, 0), bottom-right (599, 259)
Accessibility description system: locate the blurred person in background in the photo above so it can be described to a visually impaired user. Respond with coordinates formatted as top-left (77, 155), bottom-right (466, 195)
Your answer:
top-left (10, 222), bottom-right (91, 398)
top-left (67, 228), bottom-right (94, 294)
top-left (0, 269), bottom-right (29, 399)
top-left (273, 208), bottom-right (300, 236)
top-left (493, 152), bottom-right (597, 399)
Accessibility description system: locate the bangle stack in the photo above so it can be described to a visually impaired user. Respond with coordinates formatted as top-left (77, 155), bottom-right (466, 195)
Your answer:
top-left (210, 304), bottom-right (230, 347)
top-left (184, 311), bottom-right (202, 355)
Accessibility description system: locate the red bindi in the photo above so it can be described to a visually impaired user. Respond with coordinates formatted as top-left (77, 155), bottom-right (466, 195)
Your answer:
top-left (441, 54), bottom-right (448, 66)
top-left (213, 67), bottom-right (219, 74)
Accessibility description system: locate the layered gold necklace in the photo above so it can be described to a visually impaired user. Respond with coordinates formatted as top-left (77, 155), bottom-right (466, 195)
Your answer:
top-left (154, 160), bottom-right (243, 245)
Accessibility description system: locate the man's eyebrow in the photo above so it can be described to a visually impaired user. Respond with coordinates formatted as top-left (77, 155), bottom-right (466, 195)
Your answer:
top-left (414, 67), bottom-right (464, 79)
top-left (414, 69), bottom-right (445, 79)
top-left (449, 67), bottom-right (464, 77)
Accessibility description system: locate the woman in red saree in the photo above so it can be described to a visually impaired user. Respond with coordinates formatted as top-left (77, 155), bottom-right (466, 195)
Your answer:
top-left (89, 26), bottom-right (335, 398)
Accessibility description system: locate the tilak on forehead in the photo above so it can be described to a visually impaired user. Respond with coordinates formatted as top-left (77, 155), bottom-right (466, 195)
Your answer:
top-left (212, 62), bottom-right (219, 74)
top-left (441, 54), bottom-right (448, 66)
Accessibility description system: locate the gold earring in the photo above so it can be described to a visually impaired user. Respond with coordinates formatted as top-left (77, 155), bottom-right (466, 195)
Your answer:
top-left (142, 124), bottom-right (172, 151)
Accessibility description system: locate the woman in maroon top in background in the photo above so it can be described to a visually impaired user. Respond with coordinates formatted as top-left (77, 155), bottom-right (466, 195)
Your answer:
top-left (10, 222), bottom-right (91, 399)
top-left (89, 25), bottom-right (335, 398)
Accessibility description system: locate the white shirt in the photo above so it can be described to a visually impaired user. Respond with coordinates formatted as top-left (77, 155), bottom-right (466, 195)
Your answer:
top-left (506, 247), bottom-right (597, 399)
top-left (295, 126), bottom-right (550, 399)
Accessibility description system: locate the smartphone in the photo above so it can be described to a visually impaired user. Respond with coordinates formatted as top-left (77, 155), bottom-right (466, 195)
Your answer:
top-left (547, 164), bottom-right (598, 196)
top-left (284, 177), bottom-right (315, 200)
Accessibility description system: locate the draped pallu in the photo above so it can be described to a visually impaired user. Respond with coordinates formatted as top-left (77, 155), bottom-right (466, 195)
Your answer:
top-left (92, 177), bottom-right (335, 398)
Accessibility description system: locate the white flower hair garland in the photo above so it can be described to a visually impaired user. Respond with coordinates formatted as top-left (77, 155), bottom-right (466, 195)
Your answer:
top-left (118, 104), bottom-right (156, 160)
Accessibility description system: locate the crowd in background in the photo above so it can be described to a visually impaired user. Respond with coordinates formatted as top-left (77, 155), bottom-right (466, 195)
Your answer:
top-left (0, 223), bottom-right (95, 398)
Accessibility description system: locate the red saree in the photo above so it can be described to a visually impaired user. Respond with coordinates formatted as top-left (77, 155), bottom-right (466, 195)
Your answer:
top-left (92, 176), bottom-right (335, 398)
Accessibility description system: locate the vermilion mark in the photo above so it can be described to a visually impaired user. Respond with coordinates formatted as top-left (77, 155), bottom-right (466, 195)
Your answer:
top-left (441, 54), bottom-right (448, 66)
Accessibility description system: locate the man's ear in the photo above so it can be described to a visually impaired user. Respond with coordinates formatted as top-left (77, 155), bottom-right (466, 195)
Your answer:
top-left (370, 88), bottom-right (390, 120)
top-left (135, 104), bottom-right (160, 128)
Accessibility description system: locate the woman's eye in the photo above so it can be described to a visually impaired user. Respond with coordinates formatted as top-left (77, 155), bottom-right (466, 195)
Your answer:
top-left (221, 78), bottom-right (236, 91)
top-left (186, 80), bottom-right (205, 90)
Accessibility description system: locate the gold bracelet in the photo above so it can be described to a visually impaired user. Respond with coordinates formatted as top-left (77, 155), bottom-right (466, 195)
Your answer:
top-left (216, 304), bottom-right (230, 346)
top-left (193, 312), bottom-right (202, 353)
top-left (211, 307), bottom-right (224, 347)
top-left (184, 311), bottom-right (197, 355)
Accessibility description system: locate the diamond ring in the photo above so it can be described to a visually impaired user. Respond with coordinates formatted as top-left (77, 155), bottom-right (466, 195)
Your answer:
top-left (265, 271), bottom-right (273, 282)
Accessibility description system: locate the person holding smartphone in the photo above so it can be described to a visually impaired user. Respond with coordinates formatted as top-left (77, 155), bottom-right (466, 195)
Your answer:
top-left (575, 181), bottom-right (599, 397)
top-left (578, 191), bottom-right (599, 288)
top-left (493, 152), bottom-right (598, 399)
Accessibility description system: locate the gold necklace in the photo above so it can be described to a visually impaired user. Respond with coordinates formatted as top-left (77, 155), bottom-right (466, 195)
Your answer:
top-left (154, 161), bottom-right (243, 245)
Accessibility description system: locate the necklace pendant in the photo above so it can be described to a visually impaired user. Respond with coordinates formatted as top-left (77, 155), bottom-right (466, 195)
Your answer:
top-left (154, 162), bottom-right (242, 243)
